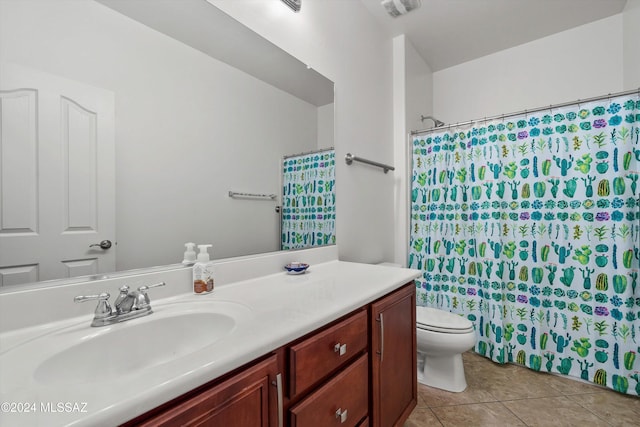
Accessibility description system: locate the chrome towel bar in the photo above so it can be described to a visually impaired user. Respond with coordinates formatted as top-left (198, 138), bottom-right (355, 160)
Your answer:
top-left (345, 153), bottom-right (394, 173)
top-left (228, 191), bottom-right (277, 200)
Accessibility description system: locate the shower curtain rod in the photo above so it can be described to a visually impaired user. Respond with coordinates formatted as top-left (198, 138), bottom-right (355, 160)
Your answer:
top-left (410, 87), bottom-right (640, 137)
top-left (283, 146), bottom-right (334, 159)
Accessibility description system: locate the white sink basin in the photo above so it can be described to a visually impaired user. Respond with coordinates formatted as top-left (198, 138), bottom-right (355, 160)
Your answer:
top-left (1, 299), bottom-right (252, 387)
top-left (35, 312), bottom-right (233, 385)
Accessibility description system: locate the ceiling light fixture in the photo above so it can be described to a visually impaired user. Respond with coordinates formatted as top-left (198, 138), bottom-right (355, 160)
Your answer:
top-left (381, 0), bottom-right (421, 18)
top-left (281, 0), bottom-right (301, 13)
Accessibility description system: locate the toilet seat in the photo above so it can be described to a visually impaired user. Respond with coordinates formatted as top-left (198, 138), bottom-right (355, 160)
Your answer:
top-left (416, 307), bottom-right (474, 334)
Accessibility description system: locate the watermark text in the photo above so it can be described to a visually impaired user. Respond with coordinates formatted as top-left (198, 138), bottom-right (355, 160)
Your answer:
top-left (1, 401), bottom-right (88, 413)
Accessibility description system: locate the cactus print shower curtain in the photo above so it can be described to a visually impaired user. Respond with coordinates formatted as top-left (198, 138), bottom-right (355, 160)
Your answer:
top-left (409, 93), bottom-right (640, 396)
top-left (281, 149), bottom-right (336, 250)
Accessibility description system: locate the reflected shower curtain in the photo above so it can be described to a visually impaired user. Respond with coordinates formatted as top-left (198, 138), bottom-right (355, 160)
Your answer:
top-left (409, 93), bottom-right (640, 396)
top-left (281, 149), bottom-right (336, 250)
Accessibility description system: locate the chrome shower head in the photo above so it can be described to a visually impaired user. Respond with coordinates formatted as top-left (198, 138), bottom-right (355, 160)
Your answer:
top-left (420, 115), bottom-right (445, 128)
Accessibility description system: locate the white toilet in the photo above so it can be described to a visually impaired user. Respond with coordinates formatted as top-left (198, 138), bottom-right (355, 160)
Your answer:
top-left (416, 306), bottom-right (476, 392)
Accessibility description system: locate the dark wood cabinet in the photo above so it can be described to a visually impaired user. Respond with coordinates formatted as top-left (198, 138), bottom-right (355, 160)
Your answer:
top-left (370, 283), bottom-right (417, 427)
top-left (127, 354), bottom-right (281, 427)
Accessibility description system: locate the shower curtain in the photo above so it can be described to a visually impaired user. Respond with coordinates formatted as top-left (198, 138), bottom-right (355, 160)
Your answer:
top-left (281, 149), bottom-right (336, 250)
top-left (409, 93), bottom-right (640, 396)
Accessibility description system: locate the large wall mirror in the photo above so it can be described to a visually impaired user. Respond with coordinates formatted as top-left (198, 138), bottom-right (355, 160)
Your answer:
top-left (0, 0), bottom-right (335, 288)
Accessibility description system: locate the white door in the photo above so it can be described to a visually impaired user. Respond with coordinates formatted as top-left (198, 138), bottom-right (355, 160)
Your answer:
top-left (0, 63), bottom-right (115, 286)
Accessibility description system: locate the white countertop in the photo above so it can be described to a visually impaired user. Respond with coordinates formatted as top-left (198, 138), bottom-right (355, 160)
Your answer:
top-left (0, 260), bottom-right (420, 427)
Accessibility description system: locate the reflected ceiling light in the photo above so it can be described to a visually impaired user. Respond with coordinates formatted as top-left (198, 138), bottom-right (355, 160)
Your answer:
top-left (281, 0), bottom-right (301, 12)
top-left (381, 0), bottom-right (421, 17)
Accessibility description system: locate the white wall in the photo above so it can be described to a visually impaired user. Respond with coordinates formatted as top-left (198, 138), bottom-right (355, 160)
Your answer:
top-left (211, 0), bottom-right (395, 263)
top-left (392, 36), bottom-right (408, 268)
top-left (392, 35), bottom-right (433, 267)
top-left (0, 0), bottom-right (320, 270)
top-left (317, 103), bottom-right (335, 149)
top-left (404, 41), bottom-right (433, 134)
top-left (624, 0), bottom-right (640, 89)
top-left (433, 15), bottom-right (625, 123)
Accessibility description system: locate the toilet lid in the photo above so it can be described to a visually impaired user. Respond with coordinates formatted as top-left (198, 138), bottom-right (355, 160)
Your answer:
top-left (416, 307), bottom-right (474, 333)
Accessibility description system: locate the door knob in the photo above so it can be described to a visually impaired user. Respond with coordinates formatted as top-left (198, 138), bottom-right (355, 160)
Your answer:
top-left (90, 240), bottom-right (112, 250)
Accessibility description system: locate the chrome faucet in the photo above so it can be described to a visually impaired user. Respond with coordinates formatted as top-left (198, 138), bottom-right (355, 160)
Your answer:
top-left (74, 282), bottom-right (165, 327)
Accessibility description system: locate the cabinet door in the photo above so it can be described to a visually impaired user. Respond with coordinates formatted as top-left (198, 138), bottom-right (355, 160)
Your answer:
top-left (370, 283), bottom-right (417, 427)
top-left (134, 354), bottom-right (282, 427)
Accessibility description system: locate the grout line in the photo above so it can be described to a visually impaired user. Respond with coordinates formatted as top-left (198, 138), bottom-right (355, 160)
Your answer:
top-left (488, 391), bottom-right (566, 402)
top-left (429, 407), bottom-right (445, 427)
top-left (571, 401), bottom-right (615, 426)
top-left (496, 401), bottom-right (530, 427)
top-left (422, 399), bottom-right (500, 409)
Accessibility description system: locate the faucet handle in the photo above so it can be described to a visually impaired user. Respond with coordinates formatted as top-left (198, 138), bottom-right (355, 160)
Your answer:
top-left (74, 292), bottom-right (110, 303)
top-left (137, 282), bottom-right (166, 293)
top-left (74, 292), bottom-right (112, 319)
top-left (134, 282), bottom-right (166, 310)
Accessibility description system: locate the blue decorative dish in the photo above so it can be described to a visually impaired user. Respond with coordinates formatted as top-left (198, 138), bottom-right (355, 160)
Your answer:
top-left (284, 262), bottom-right (309, 275)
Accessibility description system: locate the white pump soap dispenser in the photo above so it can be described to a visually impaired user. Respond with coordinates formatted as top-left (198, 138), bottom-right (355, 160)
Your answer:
top-left (182, 242), bottom-right (197, 265)
top-left (193, 244), bottom-right (214, 294)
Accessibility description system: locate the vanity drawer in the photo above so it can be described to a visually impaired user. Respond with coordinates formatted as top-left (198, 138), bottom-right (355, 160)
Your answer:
top-left (289, 354), bottom-right (368, 427)
top-left (289, 309), bottom-right (367, 397)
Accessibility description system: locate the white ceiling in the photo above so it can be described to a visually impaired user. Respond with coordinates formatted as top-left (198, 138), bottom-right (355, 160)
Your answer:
top-left (359, 0), bottom-right (628, 71)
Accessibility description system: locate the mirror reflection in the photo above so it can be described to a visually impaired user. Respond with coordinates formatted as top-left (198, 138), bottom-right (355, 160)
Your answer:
top-left (0, 0), bottom-right (334, 287)
top-left (281, 148), bottom-right (336, 250)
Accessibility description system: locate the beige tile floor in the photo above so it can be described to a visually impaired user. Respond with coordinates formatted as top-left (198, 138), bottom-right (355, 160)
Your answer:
top-left (405, 351), bottom-right (640, 427)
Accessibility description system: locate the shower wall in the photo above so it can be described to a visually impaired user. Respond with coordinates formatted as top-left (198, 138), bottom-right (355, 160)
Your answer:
top-left (623, 0), bottom-right (640, 89)
top-left (433, 14), bottom-right (625, 124)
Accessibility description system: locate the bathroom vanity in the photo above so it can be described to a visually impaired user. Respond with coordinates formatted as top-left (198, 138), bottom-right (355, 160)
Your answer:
top-left (123, 283), bottom-right (416, 427)
top-left (0, 247), bottom-right (420, 427)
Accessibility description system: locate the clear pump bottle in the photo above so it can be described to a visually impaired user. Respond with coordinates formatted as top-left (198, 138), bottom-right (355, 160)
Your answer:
top-left (193, 244), bottom-right (214, 294)
top-left (182, 242), bottom-right (197, 265)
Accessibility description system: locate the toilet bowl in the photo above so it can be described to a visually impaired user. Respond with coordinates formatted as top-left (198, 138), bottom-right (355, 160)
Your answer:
top-left (416, 306), bottom-right (476, 392)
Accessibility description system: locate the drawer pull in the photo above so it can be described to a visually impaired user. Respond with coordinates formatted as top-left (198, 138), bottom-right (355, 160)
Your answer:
top-left (334, 343), bottom-right (347, 356)
top-left (335, 408), bottom-right (348, 423)
top-left (379, 313), bottom-right (384, 362)
top-left (271, 373), bottom-right (283, 427)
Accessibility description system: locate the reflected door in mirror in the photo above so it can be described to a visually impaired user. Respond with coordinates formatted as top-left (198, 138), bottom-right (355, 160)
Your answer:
top-left (0, 64), bottom-right (115, 286)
